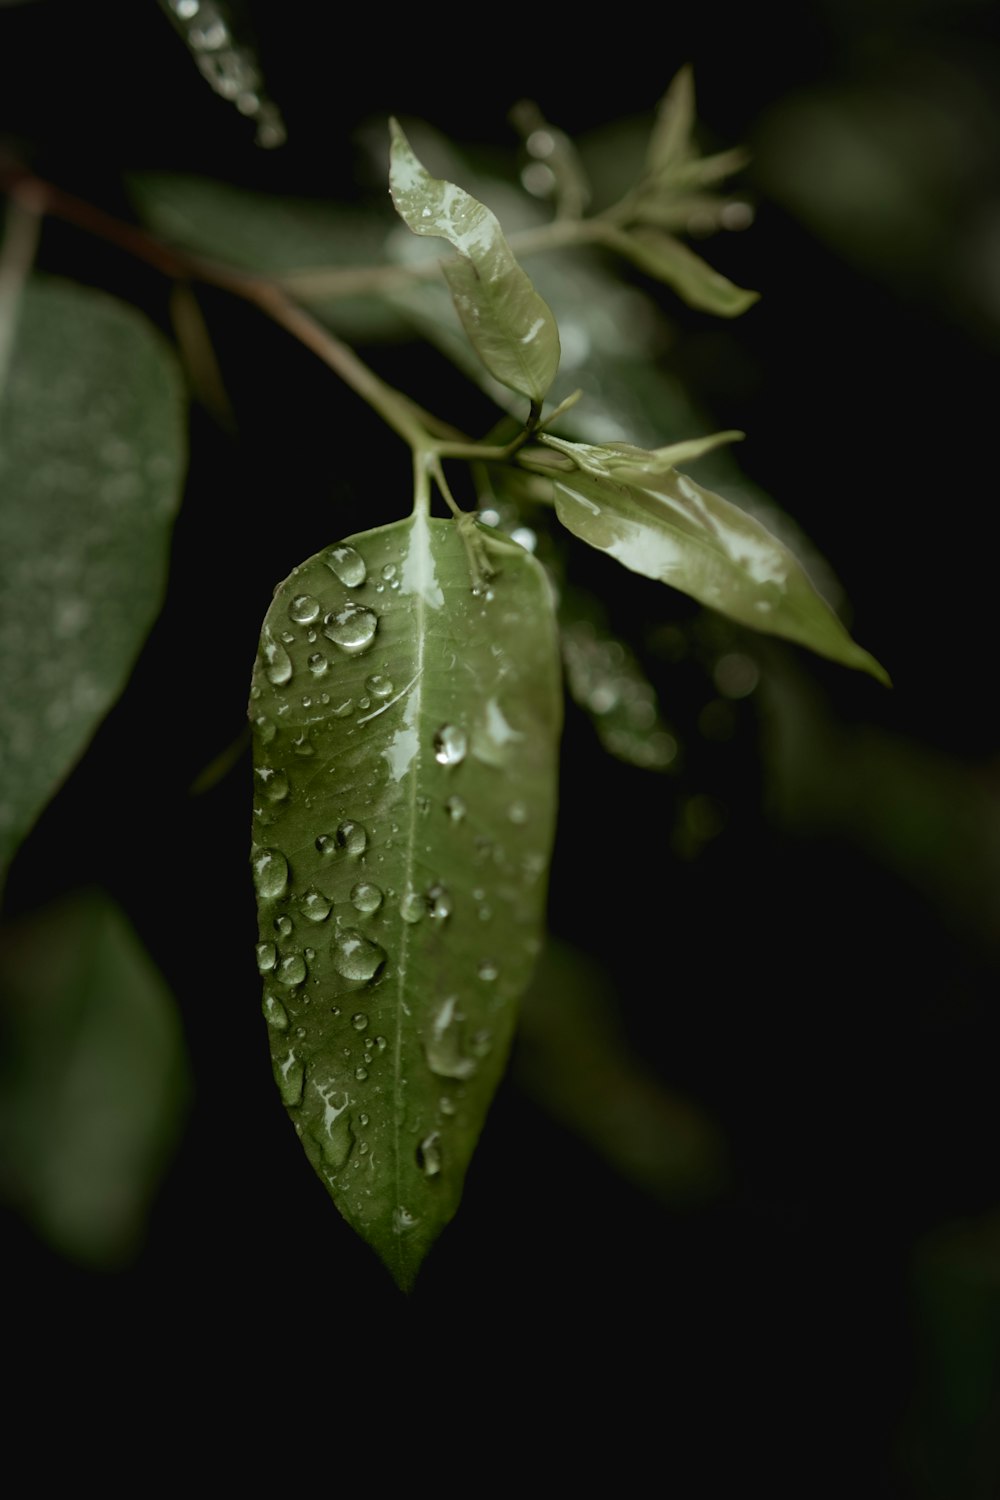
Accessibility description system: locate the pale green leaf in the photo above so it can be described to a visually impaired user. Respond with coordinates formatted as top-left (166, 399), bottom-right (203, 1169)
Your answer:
top-left (541, 428), bottom-right (744, 477)
top-left (249, 515), bottom-right (562, 1288)
top-left (547, 463), bottom-right (888, 683)
top-left (0, 275), bottom-right (186, 872)
top-left (646, 64), bottom-right (697, 178)
top-left (0, 890), bottom-right (190, 1266)
top-left (388, 119), bottom-right (560, 403)
top-left (607, 224), bottom-right (759, 317)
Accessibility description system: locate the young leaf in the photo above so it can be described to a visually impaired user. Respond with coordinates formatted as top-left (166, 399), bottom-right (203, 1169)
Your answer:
top-left (388, 120), bottom-right (560, 404)
top-left (0, 276), bottom-right (186, 873)
top-left (249, 516), bottom-right (562, 1289)
top-left (646, 64), bottom-right (697, 179)
top-left (541, 453), bottom-right (888, 683)
top-left (605, 224), bottom-right (759, 317)
top-left (0, 890), bottom-right (190, 1267)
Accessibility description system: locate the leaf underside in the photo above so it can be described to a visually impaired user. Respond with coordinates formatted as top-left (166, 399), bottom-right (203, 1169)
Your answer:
top-left (0, 276), bottom-right (186, 873)
top-left (249, 516), bottom-right (562, 1288)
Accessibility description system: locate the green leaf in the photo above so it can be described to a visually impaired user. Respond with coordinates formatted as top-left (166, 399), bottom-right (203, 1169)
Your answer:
top-left (606, 224), bottom-right (759, 317)
top-left (129, 172), bottom-right (404, 341)
top-left (542, 455), bottom-right (888, 683)
top-left (249, 514), bottom-right (562, 1288)
top-left (646, 64), bottom-right (697, 179)
top-left (0, 275), bottom-right (186, 873)
top-left (388, 120), bottom-right (560, 404)
top-left (0, 890), bottom-right (190, 1266)
top-left (542, 428), bottom-right (744, 476)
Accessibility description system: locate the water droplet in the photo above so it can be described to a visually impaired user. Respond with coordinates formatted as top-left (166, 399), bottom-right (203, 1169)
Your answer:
top-left (316, 835), bottom-right (336, 856)
top-left (381, 563), bottom-right (396, 581)
top-left (337, 820), bottom-right (367, 856)
top-left (393, 1206), bottom-right (419, 1234)
top-left (417, 1131), bottom-right (442, 1178)
top-left (508, 801), bottom-right (528, 825)
top-left (374, 1035), bottom-right (387, 1053)
top-left (330, 698), bottom-right (353, 717)
top-left (274, 914), bottom-right (293, 938)
top-left (351, 881), bottom-right (383, 914)
top-left (256, 941), bottom-right (277, 973)
top-left (470, 1029), bottom-right (493, 1058)
top-left (300, 888), bottom-right (331, 923)
top-left (351, 1012), bottom-right (369, 1032)
top-left (293, 733), bottom-right (314, 757)
top-left (478, 960), bottom-right (499, 982)
top-left (255, 715), bottom-right (277, 744)
top-left (307, 652), bottom-right (328, 677)
top-left (263, 634), bottom-right (292, 687)
top-left (439, 1096), bottom-right (456, 1116)
top-left (278, 953), bottom-right (307, 987)
top-left (324, 544), bottom-right (367, 588)
top-left (426, 883), bottom-right (452, 921)
top-left (324, 602), bottom-right (378, 655)
top-left (444, 795), bottom-right (466, 823)
top-left (263, 769), bottom-right (289, 802)
top-left (289, 593), bottom-right (320, 624)
top-left (424, 996), bottom-right (478, 1080)
top-left (301, 695), bottom-right (312, 709)
top-left (262, 993), bottom-right (288, 1030)
top-left (434, 724), bottom-right (467, 766)
top-left (253, 848), bottom-right (288, 900)
top-left (359, 1112), bottom-right (369, 1126)
top-left (365, 673), bottom-right (393, 700)
top-left (276, 1050), bottom-right (303, 1107)
top-left (332, 931), bottom-right (386, 983)
top-left (355, 1065), bottom-right (369, 1082)
top-left (400, 890), bottom-right (425, 925)
top-left (315, 1109), bottom-right (353, 1170)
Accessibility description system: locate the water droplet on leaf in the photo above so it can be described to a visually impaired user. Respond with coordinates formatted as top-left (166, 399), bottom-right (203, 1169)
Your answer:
top-left (278, 953), bottom-right (307, 987)
top-left (332, 930), bottom-right (386, 983)
top-left (300, 888), bottom-right (331, 923)
top-left (289, 593), bottom-right (320, 624)
top-left (417, 1131), bottom-right (442, 1178)
top-left (351, 881), bottom-right (383, 914)
top-left (262, 993), bottom-right (289, 1030)
top-left (324, 544), bottom-right (367, 588)
top-left (253, 848), bottom-right (288, 900)
top-left (256, 941), bottom-right (277, 973)
top-left (434, 723), bottom-right (467, 766)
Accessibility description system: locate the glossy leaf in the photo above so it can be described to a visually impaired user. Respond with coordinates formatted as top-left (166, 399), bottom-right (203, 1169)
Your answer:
top-left (0, 890), bottom-right (189, 1266)
top-left (388, 120), bottom-right (560, 403)
top-left (606, 224), bottom-right (759, 317)
top-left (249, 515), bottom-right (562, 1288)
top-left (538, 448), bottom-right (888, 682)
top-left (0, 275), bottom-right (186, 873)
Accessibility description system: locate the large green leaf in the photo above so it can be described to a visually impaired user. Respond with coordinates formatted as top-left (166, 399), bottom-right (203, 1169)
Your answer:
top-left (0, 275), bottom-right (186, 873)
top-left (388, 120), bottom-right (560, 404)
top-left (249, 515), bottom-right (562, 1288)
top-left (533, 443), bottom-right (888, 683)
top-left (0, 890), bottom-right (189, 1266)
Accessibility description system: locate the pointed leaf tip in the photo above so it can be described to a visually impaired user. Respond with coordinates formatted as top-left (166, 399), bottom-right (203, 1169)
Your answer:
top-left (251, 516), bottom-right (562, 1285)
top-left (388, 120), bottom-right (560, 403)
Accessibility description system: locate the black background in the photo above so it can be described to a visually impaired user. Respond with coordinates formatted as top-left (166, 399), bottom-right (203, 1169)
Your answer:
top-left (1, 1), bottom-right (998, 1489)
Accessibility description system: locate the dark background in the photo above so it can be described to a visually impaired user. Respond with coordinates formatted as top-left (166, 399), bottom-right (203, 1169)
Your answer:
top-left (1, 0), bottom-right (997, 1488)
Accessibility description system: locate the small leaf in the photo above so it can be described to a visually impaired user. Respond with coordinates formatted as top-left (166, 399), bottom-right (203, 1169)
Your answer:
top-left (541, 429), bottom-right (744, 476)
top-left (546, 460), bottom-right (888, 683)
top-left (0, 275), bottom-right (186, 873)
top-left (250, 515), bottom-right (562, 1288)
top-left (0, 890), bottom-right (190, 1266)
top-left (388, 119), bottom-right (560, 403)
top-left (646, 64), bottom-right (697, 178)
top-left (607, 224), bottom-right (759, 317)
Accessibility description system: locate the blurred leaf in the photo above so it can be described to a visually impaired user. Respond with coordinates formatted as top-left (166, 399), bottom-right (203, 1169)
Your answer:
top-left (542, 428), bottom-right (743, 475)
top-left (517, 940), bottom-right (727, 1202)
top-left (389, 119), bottom-right (560, 403)
top-left (250, 515), bottom-right (562, 1289)
top-left (0, 272), bottom-right (186, 874)
top-left (129, 172), bottom-right (404, 340)
top-left (604, 223), bottom-right (759, 317)
top-left (511, 99), bottom-right (591, 220)
top-left (0, 890), bottom-right (190, 1266)
top-left (646, 64), bottom-right (697, 179)
top-left (534, 448), bottom-right (888, 682)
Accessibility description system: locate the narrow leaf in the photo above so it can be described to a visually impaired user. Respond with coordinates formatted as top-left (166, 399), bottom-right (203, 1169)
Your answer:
top-left (388, 120), bottom-right (560, 403)
top-left (250, 516), bottom-right (562, 1288)
top-left (646, 64), bottom-right (697, 178)
top-left (606, 223), bottom-right (759, 317)
top-left (0, 275), bottom-right (186, 872)
top-left (0, 890), bottom-right (190, 1266)
top-left (548, 464), bottom-right (889, 683)
top-left (541, 428), bottom-right (744, 477)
